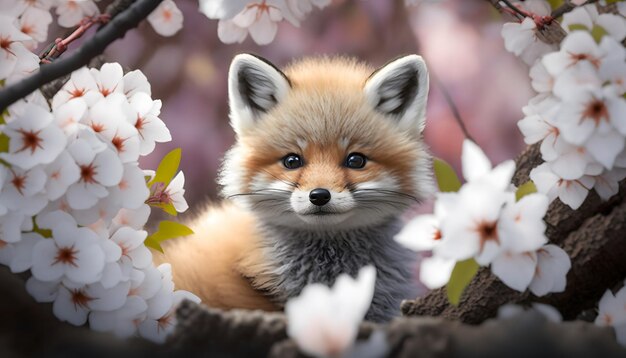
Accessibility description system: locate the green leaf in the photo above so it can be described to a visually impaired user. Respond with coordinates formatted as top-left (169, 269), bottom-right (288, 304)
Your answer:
top-left (568, 24), bottom-right (589, 33)
top-left (144, 236), bottom-right (164, 253)
top-left (446, 259), bottom-right (480, 306)
top-left (591, 25), bottom-right (608, 43)
top-left (433, 158), bottom-right (462, 193)
top-left (546, 0), bottom-right (564, 10)
top-left (145, 220), bottom-right (194, 253)
top-left (515, 181), bottom-right (537, 201)
top-left (156, 202), bottom-right (178, 216)
top-left (0, 133), bottom-right (9, 153)
top-left (148, 148), bottom-right (181, 187)
top-left (31, 219), bottom-right (52, 238)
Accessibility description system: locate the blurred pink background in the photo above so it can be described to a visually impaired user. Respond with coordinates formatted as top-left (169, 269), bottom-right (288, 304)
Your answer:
top-left (99, 0), bottom-right (533, 211)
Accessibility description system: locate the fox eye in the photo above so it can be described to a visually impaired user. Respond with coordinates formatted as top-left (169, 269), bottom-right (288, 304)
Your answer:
top-left (282, 153), bottom-right (303, 169)
top-left (345, 153), bottom-right (367, 169)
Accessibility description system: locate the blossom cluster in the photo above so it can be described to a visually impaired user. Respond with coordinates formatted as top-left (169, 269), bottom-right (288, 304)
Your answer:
top-left (0, 6), bottom-right (198, 343)
top-left (503, 1), bottom-right (626, 209)
top-left (595, 284), bottom-right (626, 346)
top-left (199, 0), bottom-right (331, 45)
top-left (0, 0), bottom-right (183, 57)
top-left (396, 140), bottom-right (571, 295)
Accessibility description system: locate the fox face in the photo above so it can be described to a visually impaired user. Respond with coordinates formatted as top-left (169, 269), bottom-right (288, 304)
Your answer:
top-left (219, 54), bottom-right (434, 230)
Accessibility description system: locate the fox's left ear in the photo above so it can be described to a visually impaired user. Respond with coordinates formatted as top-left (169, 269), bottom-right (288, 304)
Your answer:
top-left (228, 54), bottom-right (291, 135)
top-left (364, 55), bottom-right (429, 134)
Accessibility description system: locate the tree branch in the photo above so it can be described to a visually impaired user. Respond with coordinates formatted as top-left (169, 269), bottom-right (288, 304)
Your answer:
top-left (0, 0), bottom-right (163, 112)
top-left (430, 72), bottom-right (476, 143)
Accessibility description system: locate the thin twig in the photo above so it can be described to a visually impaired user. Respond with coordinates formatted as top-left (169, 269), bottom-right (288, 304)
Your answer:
top-left (430, 71), bottom-right (475, 143)
top-left (551, 1), bottom-right (577, 18)
top-left (40, 14), bottom-right (111, 63)
top-left (500, 0), bottom-right (529, 19)
top-left (0, 0), bottom-right (163, 112)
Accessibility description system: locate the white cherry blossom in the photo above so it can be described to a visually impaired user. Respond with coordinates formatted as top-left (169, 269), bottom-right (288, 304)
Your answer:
top-left (0, 232), bottom-right (43, 273)
top-left (491, 250), bottom-right (537, 292)
top-left (419, 255), bottom-right (455, 289)
top-left (138, 290), bottom-right (199, 343)
top-left (5, 42), bottom-right (39, 83)
top-left (53, 281), bottom-right (130, 326)
top-left (91, 63), bottom-right (125, 98)
top-left (286, 266), bottom-right (376, 358)
top-left (283, 0), bottom-right (331, 26)
top-left (217, 1), bottom-right (285, 45)
top-left (66, 139), bottom-right (123, 210)
top-left (546, 142), bottom-right (603, 180)
top-left (530, 163), bottom-right (595, 209)
top-left (18, 6), bottom-right (53, 49)
top-left (56, 0), bottom-right (100, 28)
top-left (129, 93), bottom-right (171, 155)
top-left (501, 17), bottom-right (557, 65)
top-left (25, 276), bottom-right (60, 303)
top-left (110, 226), bottom-right (152, 270)
top-left (594, 169), bottom-right (626, 201)
top-left (90, 295), bottom-right (148, 338)
top-left (500, 1), bottom-right (555, 66)
top-left (6, 0), bottom-right (54, 16)
top-left (0, 166), bottom-right (48, 215)
top-left (130, 266), bottom-right (163, 301)
top-left (0, 103), bottom-right (66, 170)
top-left (600, 57), bottom-right (626, 94)
top-left (395, 214), bottom-right (440, 252)
top-left (596, 289), bottom-right (626, 328)
top-left (32, 212), bottom-right (106, 284)
top-left (198, 0), bottom-right (249, 19)
top-left (52, 67), bottom-right (103, 110)
top-left (53, 99), bottom-right (88, 137)
top-left (542, 31), bottom-right (625, 78)
top-left (148, 0), bottom-right (183, 37)
top-left (44, 151), bottom-right (80, 201)
top-left (110, 164), bottom-right (150, 210)
top-left (163, 171), bottom-right (189, 213)
top-left (517, 95), bottom-right (564, 161)
top-left (112, 204), bottom-right (151, 231)
top-left (555, 85), bottom-right (626, 148)
top-left (498, 193), bottom-right (549, 253)
top-left (87, 94), bottom-right (140, 163)
top-left (461, 139), bottom-right (516, 190)
top-left (138, 264), bottom-right (200, 342)
top-left (562, 5), bottom-right (626, 42)
top-left (395, 193), bottom-right (457, 289)
top-left (0, 15), bottom-right (38, 80)
top-left (529, 244), bottom-right (571, 296)
top-left (72, 196), bottom-right (120, 227)
top-left (123, 70), bottom-right (151, 99)
top-left (529, 61), bottom-right (554, 93)
top-left (0, 210), bottom-right (26, 243)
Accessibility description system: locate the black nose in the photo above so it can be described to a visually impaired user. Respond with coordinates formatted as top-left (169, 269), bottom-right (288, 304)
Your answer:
top-left (309, 188), bottom-right (331, 206)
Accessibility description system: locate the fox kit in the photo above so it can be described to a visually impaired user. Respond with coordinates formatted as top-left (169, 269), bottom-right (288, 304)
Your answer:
top-left (158, 54), bottom-right (433, 322)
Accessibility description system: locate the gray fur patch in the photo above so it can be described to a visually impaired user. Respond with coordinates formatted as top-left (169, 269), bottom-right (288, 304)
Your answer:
top-left (254, 218), bottom-right (418, 323)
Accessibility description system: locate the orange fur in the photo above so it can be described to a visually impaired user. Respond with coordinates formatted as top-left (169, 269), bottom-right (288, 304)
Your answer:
top-left (154, 203), bottom-right (277, 311)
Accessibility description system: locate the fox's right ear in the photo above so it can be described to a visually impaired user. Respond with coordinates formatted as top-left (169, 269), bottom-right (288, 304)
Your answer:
top-left (228, 54), bottom-right (291, 135)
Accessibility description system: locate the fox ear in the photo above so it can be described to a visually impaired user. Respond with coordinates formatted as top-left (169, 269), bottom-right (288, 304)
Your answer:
top-left (228, 54), bottom-right (291, 135)
top-left (364, 55), bottom-right (429, 133)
